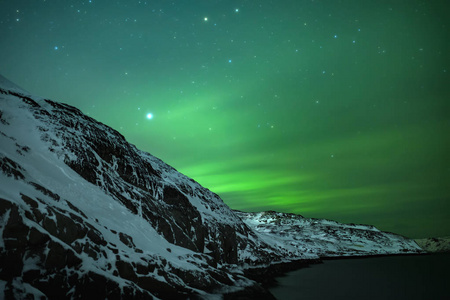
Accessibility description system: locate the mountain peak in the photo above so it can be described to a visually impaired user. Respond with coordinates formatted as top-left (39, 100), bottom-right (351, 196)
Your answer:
top-left (0, 75), bottom-right (29, 95)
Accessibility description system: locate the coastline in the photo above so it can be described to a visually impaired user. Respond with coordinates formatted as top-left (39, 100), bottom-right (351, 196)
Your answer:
top-left (222, 251), bottom-right (427, 299)
top-left (243, 259), bottom-right (322, 287)
top-left (222, 259), bottom-right (319, 299)
top-left (320, 251), bottom-right (427, 261)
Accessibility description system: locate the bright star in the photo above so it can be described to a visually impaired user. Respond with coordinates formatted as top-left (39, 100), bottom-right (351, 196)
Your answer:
top-left (146, 113), bottom-right (153, 119)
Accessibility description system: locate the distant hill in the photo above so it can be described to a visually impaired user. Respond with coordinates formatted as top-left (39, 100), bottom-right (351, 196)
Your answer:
top-left (236, 211), bottom-right (423, 257)
top-left (415, 237), bottom-right (450, 253)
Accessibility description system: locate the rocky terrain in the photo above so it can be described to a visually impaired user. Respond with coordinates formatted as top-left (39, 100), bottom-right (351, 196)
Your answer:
top-left (0, 75), bottom-right (423, 299)
top-left (236, 211), bottom-right (422, 258)
top-left (415, 237), bottom-right (450, 253)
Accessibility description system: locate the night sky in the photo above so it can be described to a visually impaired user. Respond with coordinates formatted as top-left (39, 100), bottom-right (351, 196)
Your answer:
top-left (1, 0), bottom-right (449, 239)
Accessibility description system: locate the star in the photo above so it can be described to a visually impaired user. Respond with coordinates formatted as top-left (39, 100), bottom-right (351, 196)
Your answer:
top-left (146, 113), bottom-right (153, 119)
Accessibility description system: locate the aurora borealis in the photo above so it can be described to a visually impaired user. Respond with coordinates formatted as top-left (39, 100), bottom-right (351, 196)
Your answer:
top-left (1, 0), bottom-right (448, 238)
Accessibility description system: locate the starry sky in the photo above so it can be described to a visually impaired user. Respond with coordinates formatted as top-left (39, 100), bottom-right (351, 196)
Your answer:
top-left (1, 0), bottom-right (449, 239)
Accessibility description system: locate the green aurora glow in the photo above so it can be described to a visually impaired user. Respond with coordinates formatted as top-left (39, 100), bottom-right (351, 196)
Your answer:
top-left (1, 0), bottom-right (449, 238)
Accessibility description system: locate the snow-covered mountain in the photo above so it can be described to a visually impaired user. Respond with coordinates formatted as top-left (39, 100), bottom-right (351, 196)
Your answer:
top-left (0, 74), bottom-right (423, 299)
top-left (236, 211), bottom-right (422, 258)
top-left (0, 75), bottom-right (283, 299)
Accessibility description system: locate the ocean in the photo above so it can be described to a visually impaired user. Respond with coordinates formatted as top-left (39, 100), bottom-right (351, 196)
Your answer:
top-left (269, 253), bottom-right (450, 300)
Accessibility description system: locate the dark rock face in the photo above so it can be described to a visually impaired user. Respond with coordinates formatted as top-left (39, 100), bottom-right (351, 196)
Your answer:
top-left (0, 198), bottom-right (154, 300)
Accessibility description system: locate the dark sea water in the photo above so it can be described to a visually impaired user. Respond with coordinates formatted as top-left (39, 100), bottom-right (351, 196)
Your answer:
top-left (269, 253), bottom-right (450, 300)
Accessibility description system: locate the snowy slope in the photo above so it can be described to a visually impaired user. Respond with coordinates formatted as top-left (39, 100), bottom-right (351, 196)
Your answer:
top-left (0, 75), bottom-right (29, 94)
top-left (236, 211), bottom-right (423, 257)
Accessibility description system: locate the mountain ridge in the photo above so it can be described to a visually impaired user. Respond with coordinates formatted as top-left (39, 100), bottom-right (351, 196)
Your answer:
top-left (0, 75), bottom-right (423, 299)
